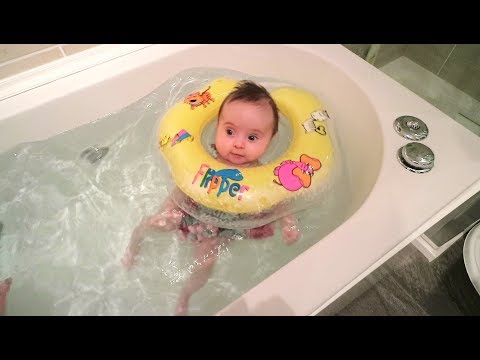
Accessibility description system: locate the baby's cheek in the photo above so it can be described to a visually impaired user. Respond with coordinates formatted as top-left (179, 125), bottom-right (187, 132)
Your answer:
top-left (216, 140), bottom-right (226, 151)
top-left (257, 141), bottom-right (271, 157)
top-left (215, 142), bottom-right (229, 158)
top-left (215, 132), bottom-right (227, 146)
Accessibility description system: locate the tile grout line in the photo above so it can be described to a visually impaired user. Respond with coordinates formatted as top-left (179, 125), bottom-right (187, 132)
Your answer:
top-left (437, 44), bottom-right (456, 76)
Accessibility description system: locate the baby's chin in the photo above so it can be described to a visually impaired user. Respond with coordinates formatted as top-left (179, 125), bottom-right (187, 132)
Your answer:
top-left (218, 153), bottom-right (252, 167)
top-left (230, 159), bottom-right (251, 166)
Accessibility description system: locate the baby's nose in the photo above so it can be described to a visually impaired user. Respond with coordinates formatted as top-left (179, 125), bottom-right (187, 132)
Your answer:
top-left (234, 138), bottom-right (245, 148)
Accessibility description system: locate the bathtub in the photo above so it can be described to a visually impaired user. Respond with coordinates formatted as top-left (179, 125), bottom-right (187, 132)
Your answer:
top-left (0, 44), bottom-right (479, 315)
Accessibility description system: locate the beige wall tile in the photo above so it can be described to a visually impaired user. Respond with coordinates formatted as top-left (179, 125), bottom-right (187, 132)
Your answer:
top-left (374, 45), bottom-right (408, 68)
top-left (343, 44), bottom-right (408, 68)
top-left (61, 44), bottom-right (98, 56)
top-left (438, 44), bottom-right (480, 102)
top-left (404, 44), bottom-right (455, 74)
top-left (0, 44), bottom-right (54, 63)
top-left (0, 48), bottom-right (64, 80)
top-left (343, 44), bottom-right (371, 59)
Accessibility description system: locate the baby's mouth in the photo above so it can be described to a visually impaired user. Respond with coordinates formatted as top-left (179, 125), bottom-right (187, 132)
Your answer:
top-left (229, 153), bottom-right (247, 164)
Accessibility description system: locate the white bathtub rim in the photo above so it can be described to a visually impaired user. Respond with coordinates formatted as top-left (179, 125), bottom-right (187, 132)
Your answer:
top-left (0, 44), bottom-right (158, 102)
top-left (0, 44), bottom-right (479, 316)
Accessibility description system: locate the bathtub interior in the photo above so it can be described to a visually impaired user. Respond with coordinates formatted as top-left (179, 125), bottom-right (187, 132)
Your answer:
top-left (1, 45), bottom-right (383, 217)
top-left (0, 45), bottom-right (383, 315)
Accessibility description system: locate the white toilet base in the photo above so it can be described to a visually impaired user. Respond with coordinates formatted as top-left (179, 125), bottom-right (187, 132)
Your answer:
top-left (464, 222), bottom-right (480, 295)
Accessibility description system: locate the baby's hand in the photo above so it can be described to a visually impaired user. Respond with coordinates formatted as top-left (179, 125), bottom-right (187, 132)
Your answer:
top-left (281, 216), bottom-right (301, 245)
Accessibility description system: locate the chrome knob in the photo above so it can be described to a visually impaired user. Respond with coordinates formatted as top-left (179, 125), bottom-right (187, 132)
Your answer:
top-left (397, 142), bottom-right (434, 173)
top-left (394, 116), bottom-right (429, 140)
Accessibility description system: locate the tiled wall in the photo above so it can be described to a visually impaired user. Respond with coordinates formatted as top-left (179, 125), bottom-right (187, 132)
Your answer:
top-left (343, 44), bottom-right (407, 67)
top-left (0, 44), bottom-right (99, 81)
top-left (404, 44), bottom-right (480, 102)
top-left (342, 44), bottom-right (371, 59)
top-left (343, 44), bottom-right (480, 102)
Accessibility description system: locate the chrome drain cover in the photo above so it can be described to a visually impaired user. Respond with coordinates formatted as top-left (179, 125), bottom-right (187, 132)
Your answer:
top-left (397, 142), bottom-right (434, 173)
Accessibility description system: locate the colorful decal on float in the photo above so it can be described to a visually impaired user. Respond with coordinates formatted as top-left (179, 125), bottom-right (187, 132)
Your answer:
top-left (192, 163), bottom-right (250, 200)
top-left (184, 86), bottom-right (215, 110)
top-left (273, 154), bottom-right (322, 191)
top-left (159, 134), bottom-right (171, 149)
top-left (171, 129), bottom-right (193, 146)
top-left (302, 109), bottom-right (329, 135)
top-left (159, 129), bottom-right (194, 149)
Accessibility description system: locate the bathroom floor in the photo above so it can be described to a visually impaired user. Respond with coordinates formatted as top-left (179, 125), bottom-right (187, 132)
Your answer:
top-left (318, 56), bottom-right (480, 316)
top-left (318, 236), bottom-right (480, 316)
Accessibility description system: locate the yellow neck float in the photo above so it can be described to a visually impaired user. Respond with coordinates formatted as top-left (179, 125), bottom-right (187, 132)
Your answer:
top-left (157, 78), bottom-right (334, 215)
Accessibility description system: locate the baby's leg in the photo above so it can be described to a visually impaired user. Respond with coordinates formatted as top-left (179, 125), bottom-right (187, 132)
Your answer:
top-left (0, 278), bottom-right (12, 316)
top-left (145, 197), bottom-right (185, 230)
top-left (121, 197), bottom-right (185, 270)
top-left (280, 214), bottom-right (301, 245)
top-left (175, 227), bottom-right (220, 316)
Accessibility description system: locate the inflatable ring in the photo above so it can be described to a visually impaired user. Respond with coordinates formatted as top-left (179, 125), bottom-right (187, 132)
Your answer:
top-left (157, 78), bottom-right (334, 215)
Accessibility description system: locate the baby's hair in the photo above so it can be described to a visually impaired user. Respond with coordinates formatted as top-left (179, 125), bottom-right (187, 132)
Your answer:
top-left (218, 80), bottom-right (279, 135)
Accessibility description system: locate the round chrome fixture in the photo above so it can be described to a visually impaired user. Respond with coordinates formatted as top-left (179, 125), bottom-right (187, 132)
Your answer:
top-left (397, 142), bottom-right (434, 173)
top-left (394, 116), bottom-right (429, 140)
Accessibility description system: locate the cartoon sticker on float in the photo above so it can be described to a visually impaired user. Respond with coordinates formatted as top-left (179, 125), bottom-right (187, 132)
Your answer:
top-left (273, 154), bottom-right (322, 191)
top-left (184, 86), bottom-right (215, 110)
top-left (171, 129), bottom-right (193, 146)
top-left (302, 110), bottom-right (330, 135)
top-left (159, 135), bottom-right (171, 149)
top-left (159, 129), bottom-right (194, 149)
top-left (192, 164), bottom-right (250, 200)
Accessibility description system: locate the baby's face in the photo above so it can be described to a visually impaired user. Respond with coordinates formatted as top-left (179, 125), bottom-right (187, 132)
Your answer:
top-left (215, 100), bottom-right (275, 166)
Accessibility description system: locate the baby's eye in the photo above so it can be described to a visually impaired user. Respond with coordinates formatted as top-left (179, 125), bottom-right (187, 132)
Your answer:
top-left (248, 135), bottom-right (258, 142)
top-left (226, 129), bottom-right (234, 136)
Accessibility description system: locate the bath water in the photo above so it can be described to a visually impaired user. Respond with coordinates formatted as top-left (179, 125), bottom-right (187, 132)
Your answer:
top-left (0, 68), bottom-right (351, 315)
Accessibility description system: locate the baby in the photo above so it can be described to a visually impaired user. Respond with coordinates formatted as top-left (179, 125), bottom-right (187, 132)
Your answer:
top-left (121, 80), bottom-right (300, 315)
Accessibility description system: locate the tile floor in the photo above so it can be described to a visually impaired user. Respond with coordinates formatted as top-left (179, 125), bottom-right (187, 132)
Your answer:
top-left (319, 236), bottom-right (480, 316)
